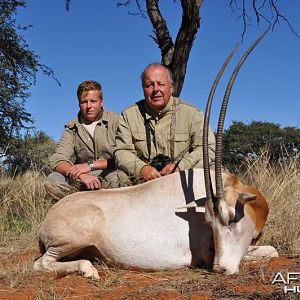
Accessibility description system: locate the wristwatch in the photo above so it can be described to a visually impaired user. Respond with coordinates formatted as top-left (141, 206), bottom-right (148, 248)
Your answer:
top-left (88, 160), bottom-right (95, 171)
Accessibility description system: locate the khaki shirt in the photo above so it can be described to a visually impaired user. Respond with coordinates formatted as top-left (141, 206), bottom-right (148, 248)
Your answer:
top-left (49, 110), bottom-right (119, 169)
top-left (115, 97), bottom-right (215, 178)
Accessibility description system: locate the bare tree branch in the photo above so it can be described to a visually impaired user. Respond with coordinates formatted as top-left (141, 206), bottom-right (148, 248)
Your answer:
top-left (146, 0), bottom-right (174, 65)
top-left (145, 0), bottom-right (202, 96)
top-left (269, 0), bottom-right (299, 37)
top-left (117, 0), bottom-right (147, 17)
top-left (230, 0), bottom-right (299, 40)
top-left (65, 0), bottom-right (71, 11)
top-left (169, 0), bottom-right (202, 96)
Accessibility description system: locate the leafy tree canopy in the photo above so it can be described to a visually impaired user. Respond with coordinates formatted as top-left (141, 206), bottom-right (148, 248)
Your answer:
top-left (2, 130), bottom-right (57, 176)
top-left (0, 0), bottom-right (58, 158)
top-left (222, 121), bottom-right (300, 171)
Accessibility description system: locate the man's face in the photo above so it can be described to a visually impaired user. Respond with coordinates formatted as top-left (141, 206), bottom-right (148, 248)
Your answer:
top-left (79, 90), bottom-right (103, 122)
top-left (142, 66), bottom-right (173, 113)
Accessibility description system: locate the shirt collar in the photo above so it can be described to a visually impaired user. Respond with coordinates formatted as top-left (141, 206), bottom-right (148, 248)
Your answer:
top-left (144, 96), bottom-right (173, 119)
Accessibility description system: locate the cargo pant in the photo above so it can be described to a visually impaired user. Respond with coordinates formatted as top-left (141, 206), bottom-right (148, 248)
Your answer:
top-left (44, 168), bottom-right (132, 201)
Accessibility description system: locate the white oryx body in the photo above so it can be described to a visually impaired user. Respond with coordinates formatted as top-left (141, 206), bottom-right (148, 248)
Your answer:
top-left (34, 168), bottom-right (277, 279)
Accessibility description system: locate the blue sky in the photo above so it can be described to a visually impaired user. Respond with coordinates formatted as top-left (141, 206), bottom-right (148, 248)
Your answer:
top-left (16, 1), bottom-right (300, 141)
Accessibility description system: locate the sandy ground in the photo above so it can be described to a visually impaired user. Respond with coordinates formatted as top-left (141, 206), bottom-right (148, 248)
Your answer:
top-left (0, 243), bottom-right (299, 300)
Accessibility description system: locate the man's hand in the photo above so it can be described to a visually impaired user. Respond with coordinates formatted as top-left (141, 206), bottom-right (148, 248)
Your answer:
top-left (160, 163), bottom-right (180, 176)
top-left (139, 165), bottom-right (161, 181)
top-left (78, 173), bottom-right (101, 190)
top-left (67, 163), bottom-right (91, 180)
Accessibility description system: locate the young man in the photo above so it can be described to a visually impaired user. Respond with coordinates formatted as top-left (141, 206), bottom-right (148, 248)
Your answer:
top-left (45, 80), bottom-right (129, 200)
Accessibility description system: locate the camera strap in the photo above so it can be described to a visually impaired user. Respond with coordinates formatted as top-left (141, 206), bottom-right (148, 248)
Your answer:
top-left (138, 99), bottom-right (177, 162)
top-left (169, 99), bottom-right (177, 160)
top-left (145, 121), bottom-right (152, 162)
top-left (137, 101), bottom-right (152, 162)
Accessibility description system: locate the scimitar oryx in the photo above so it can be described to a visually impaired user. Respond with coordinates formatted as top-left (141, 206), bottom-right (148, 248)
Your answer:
top-left (34, 30), bottom-right (278, 280)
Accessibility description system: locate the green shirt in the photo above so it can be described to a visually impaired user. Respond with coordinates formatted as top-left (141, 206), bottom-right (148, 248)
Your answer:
top-left (115, 97), bottom-right (215, 178)
top-left (49, 110), bottom-right (119, 169)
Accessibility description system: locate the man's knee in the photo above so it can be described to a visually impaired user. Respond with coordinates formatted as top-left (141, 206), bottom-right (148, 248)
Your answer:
top-left (46, 172), bottom-right (68, 184)
top-left (101, 169), bottom-right (132, 188)
top-left (44, 172), bottom-right (72, 201)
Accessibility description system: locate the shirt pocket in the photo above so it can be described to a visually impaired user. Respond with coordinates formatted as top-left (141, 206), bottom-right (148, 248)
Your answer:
top-left (132, 132), bottom-right (147, 157)
top-left (173, 133), bottom-right (190, 154)
top-left (74, 146), bottom-right (90, 163)
top-left (95, 136), bottom-right (115, 159)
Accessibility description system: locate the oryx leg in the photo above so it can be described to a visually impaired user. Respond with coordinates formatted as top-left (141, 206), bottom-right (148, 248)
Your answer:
top-left (33, 250), bottom-right (100, 280)
top-left (244, 245), bottom-right (278, 261)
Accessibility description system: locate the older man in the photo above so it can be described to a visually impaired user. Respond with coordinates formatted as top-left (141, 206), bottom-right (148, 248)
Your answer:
top-left (45, 80), bottom-right (130, 200)
top-left (115, 63), bottom-right (215, 183)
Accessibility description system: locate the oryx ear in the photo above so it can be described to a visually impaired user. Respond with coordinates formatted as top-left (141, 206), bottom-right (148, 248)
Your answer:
top-left (239, 192), bottom-right (257, 203)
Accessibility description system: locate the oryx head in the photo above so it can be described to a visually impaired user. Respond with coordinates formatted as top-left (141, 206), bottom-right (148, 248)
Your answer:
top-left (202, 29), bottom-right (269, 274)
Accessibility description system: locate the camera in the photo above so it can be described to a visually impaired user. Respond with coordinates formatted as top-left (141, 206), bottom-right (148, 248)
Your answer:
top-left (150, 154), bottom-right (171, 171)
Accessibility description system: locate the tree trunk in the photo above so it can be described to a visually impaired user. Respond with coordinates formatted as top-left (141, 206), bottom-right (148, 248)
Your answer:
top-left (146, 0), bottom-right (203, 97)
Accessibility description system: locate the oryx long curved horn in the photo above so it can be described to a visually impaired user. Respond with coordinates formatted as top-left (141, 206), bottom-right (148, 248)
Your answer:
top-left (203, 47), bottom-right (238, 207)
top-left (215, 28), bottom-right (270, 201)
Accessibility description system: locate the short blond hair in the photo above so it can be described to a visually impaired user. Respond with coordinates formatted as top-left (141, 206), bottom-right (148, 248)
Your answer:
top-left (76, 80), bottom-right (103, 101)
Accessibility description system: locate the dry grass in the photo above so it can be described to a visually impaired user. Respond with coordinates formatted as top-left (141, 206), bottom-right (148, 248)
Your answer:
top-left (0, 170), bottom-right (53, 238)
top-left (240, 150), bottom-right (300, 256)
top-left (92, 263), bottom-right (126, 289)
top-left (34, 288), bottom-right (66, 300)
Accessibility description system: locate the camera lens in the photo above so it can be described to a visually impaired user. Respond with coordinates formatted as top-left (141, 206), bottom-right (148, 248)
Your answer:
top-left (156, 162), bottom-right (164, 172)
